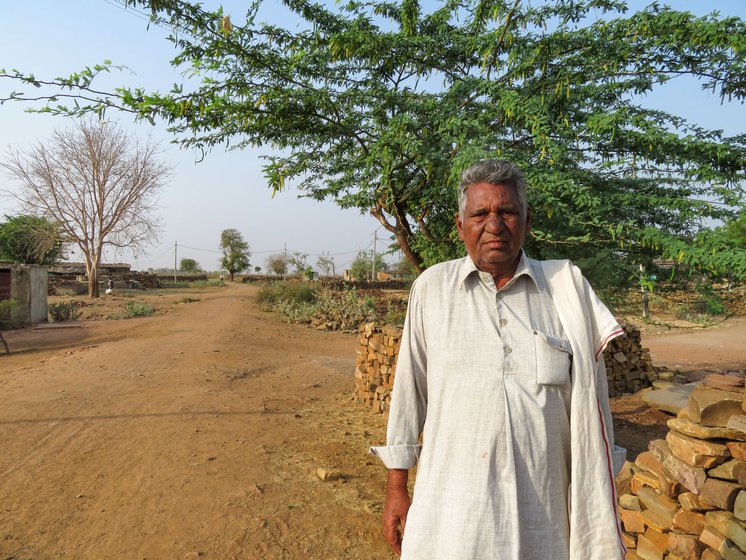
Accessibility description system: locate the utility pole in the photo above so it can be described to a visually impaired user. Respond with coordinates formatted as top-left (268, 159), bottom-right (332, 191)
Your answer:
top-left (640, 263), bottom-right (649, 319)
top-left (371, 229), bottom-right (377, 282)
top-left (284, 242), bottom-right (287, 279)
top-left (174, 240), bottom-right (177, 283)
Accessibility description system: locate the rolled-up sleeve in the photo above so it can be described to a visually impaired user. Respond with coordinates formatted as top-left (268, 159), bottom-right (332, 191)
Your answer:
top-left (369, 281), bottom-right (428, 469)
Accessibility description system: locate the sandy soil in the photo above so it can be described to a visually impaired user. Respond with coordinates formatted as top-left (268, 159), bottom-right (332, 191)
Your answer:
top-left (0, 283), bottom-right (743, 559)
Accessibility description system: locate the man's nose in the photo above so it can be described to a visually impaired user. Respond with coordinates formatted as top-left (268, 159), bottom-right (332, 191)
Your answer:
top-left (485, 213), bottom-right (505, 233)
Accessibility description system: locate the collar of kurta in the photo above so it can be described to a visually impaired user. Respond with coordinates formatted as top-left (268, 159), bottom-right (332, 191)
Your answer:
top-left (458, 250), bottom-right (550, 294)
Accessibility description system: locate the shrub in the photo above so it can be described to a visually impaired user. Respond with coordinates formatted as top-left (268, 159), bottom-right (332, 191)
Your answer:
top-left (48, 301), bottom-right (83, 322)
top-left (159, 280), bottom-right (190, 289)
top-left (256, 281), bottom-right (318, 307)
top-left (122, 301), bottom-right (155, 318)
top-left (311, 288), bottom-right (378, 329)
top-left (694, 285), bottom-right (727, 315)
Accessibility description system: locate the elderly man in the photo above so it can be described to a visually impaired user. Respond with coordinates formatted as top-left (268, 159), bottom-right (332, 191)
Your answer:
top-left (370, 160), bottom-right (626, 559)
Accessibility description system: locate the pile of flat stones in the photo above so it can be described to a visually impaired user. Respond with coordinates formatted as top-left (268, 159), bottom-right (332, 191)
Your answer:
top-left (606, 320), bottom-right (657, 396)
top-left (617, 373), bottom-right (746, 560)
top-left (354, 319), bottom-right (655, 414)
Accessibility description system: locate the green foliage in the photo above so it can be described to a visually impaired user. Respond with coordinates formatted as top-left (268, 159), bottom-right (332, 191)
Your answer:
top-left (723, 211), bottom-right (746, 247)
top-left (179, 258), bottom-right (201, 273)
top-left (310, 288), bottom-right (378, 329)
top-left (48, 301), bottom-right (82, 322)
top-left (4, 1), bottom-right (746, 284)
top-left (256, 281), bottom-right (318, 307)
top-left (391, 255), bottom-right (418, 279)
top-left (287, 252), bottom-right (309, 275)
top-left (219, 228), bottom-right (250, 280)
top-left (694, 285), bottom-right (727, 315)
top-left (350, 250), bottom-right (389, 281)
top-left (316, 252), bottom-right (335, 276)
top-left (0, 215), bottom-right (64, 264)
top-left (0, 299), bottom-right (18, 314)
top-left (0, 298), bottom-right (19, 326)
top-left (160, 278), bottom-right (223, 288)
top-left (259, 282), bottom-right (378, 329)
top-left (122, 301), bottom-right (155, 318)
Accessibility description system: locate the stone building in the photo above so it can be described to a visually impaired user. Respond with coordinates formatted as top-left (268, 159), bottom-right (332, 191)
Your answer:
top-left (0, 262), bottom-right (48, 328)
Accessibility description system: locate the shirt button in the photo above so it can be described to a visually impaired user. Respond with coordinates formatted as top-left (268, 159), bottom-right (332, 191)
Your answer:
top-left (499, 318), bottom-right (508, 326)
top-left (504, 346), bottom-right (512, 354)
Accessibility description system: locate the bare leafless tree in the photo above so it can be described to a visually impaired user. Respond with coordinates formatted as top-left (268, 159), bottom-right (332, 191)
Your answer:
top-left (1, 119), bottom-right (171, 297)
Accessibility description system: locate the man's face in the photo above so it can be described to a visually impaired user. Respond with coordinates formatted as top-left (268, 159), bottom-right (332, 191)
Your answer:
top-left (456, 182), bottom-right (531, 277)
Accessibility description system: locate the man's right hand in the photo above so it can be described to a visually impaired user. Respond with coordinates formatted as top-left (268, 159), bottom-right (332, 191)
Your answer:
top-left (383, 468), bottom-right (411, 556)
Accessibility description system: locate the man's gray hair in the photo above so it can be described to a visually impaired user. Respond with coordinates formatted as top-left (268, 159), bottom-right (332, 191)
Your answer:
top-left (458, 160), bottom-right (527, 215)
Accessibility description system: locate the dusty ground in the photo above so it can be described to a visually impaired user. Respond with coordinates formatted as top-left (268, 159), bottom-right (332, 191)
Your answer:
top-left (0, 283), bottom-right (743, 559)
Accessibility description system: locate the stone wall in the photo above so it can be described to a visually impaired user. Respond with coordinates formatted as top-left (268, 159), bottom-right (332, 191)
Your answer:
top-left (354, 320), bottom-right (655, 413)
top-left (617, 374), bottom-right (746, 560)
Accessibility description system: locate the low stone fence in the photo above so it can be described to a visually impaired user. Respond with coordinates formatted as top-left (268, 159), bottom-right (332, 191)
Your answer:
top-left (617, 374), bottom-right (746, 559)
top-left (354, 320), bottom-right (655, 413)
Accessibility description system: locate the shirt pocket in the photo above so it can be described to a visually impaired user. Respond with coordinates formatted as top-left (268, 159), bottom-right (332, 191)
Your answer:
top-left (533, 330), bottom-right (573, 386)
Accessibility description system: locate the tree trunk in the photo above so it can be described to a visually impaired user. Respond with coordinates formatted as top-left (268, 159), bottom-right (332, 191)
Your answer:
top-left (85, 252), bottom-right (101, 298)
top-left (394, 230), bottom-right (425, 274)
top-left (229, 271), bottom-right (235, 281)
top-left (88, 266), bottom-right (100, 298)
top-left (371, 205), bottom-right (425, 275)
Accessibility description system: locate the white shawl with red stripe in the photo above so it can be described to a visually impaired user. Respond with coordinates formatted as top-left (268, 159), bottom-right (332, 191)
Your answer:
top-left (540, 259), bottom-right (626, 559)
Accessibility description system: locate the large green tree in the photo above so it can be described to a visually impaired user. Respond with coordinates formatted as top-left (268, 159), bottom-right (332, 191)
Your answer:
top-left (219, 228), bottom-right (250, 280)
top-left (3, 0), bottom-right (745, 282)
top-left (0, 214), bottom-right (64, 265)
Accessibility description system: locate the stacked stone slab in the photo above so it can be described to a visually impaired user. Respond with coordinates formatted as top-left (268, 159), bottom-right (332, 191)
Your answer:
top-left (354, 322), bottom-right (401, 413)
top-left (355, 320), bottom-right (654, 413)
top-left (617, 373), bottom-right (746, 560)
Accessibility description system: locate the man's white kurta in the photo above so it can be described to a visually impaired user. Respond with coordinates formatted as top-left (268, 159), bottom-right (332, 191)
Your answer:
top-left (370, 255), bottom-right (626, 560)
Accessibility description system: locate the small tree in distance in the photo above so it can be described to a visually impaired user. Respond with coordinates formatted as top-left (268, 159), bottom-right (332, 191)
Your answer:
top-left (265, 253), bottom-right (288, 276)
top-left (350, 250), bottom-right (388, 282)
top-left (317, 252), bottom-right (335, 277)
top-left (1, 119), bottom-right (170, 297)
top-left (219, 228), bottom-right (250, 281)
top-left (179, 258), bottom-right (201, 273)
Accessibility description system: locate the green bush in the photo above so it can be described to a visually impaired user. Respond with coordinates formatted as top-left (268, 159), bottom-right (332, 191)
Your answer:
top-left (122, 301), bottom-right (155, 318)
top-left (256, 281), bottom-right (318, 307)
top-left (48, 301), bottom-right (82, 322)
top-left (694, 285), bottom-right (727, 315)
top-left (312, 288), bottom-right (378, 329)
top-left (160, 280), bottom-right (190, 289)
top-left (258, 283), bottom-right (380, 330)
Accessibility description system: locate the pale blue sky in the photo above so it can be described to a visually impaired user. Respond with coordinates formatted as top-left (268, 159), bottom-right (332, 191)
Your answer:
top-left (1, 0), bottom-right (744, 271)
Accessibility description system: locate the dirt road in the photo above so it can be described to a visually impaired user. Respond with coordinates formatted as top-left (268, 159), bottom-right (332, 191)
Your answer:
top-left (0, 283), bottom-right (392, 560)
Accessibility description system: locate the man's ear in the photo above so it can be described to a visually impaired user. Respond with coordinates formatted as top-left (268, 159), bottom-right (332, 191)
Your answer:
top-left (456, 212), bottom-right (464, 240)
top-left (525, 207), bottom-right (532, 233)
